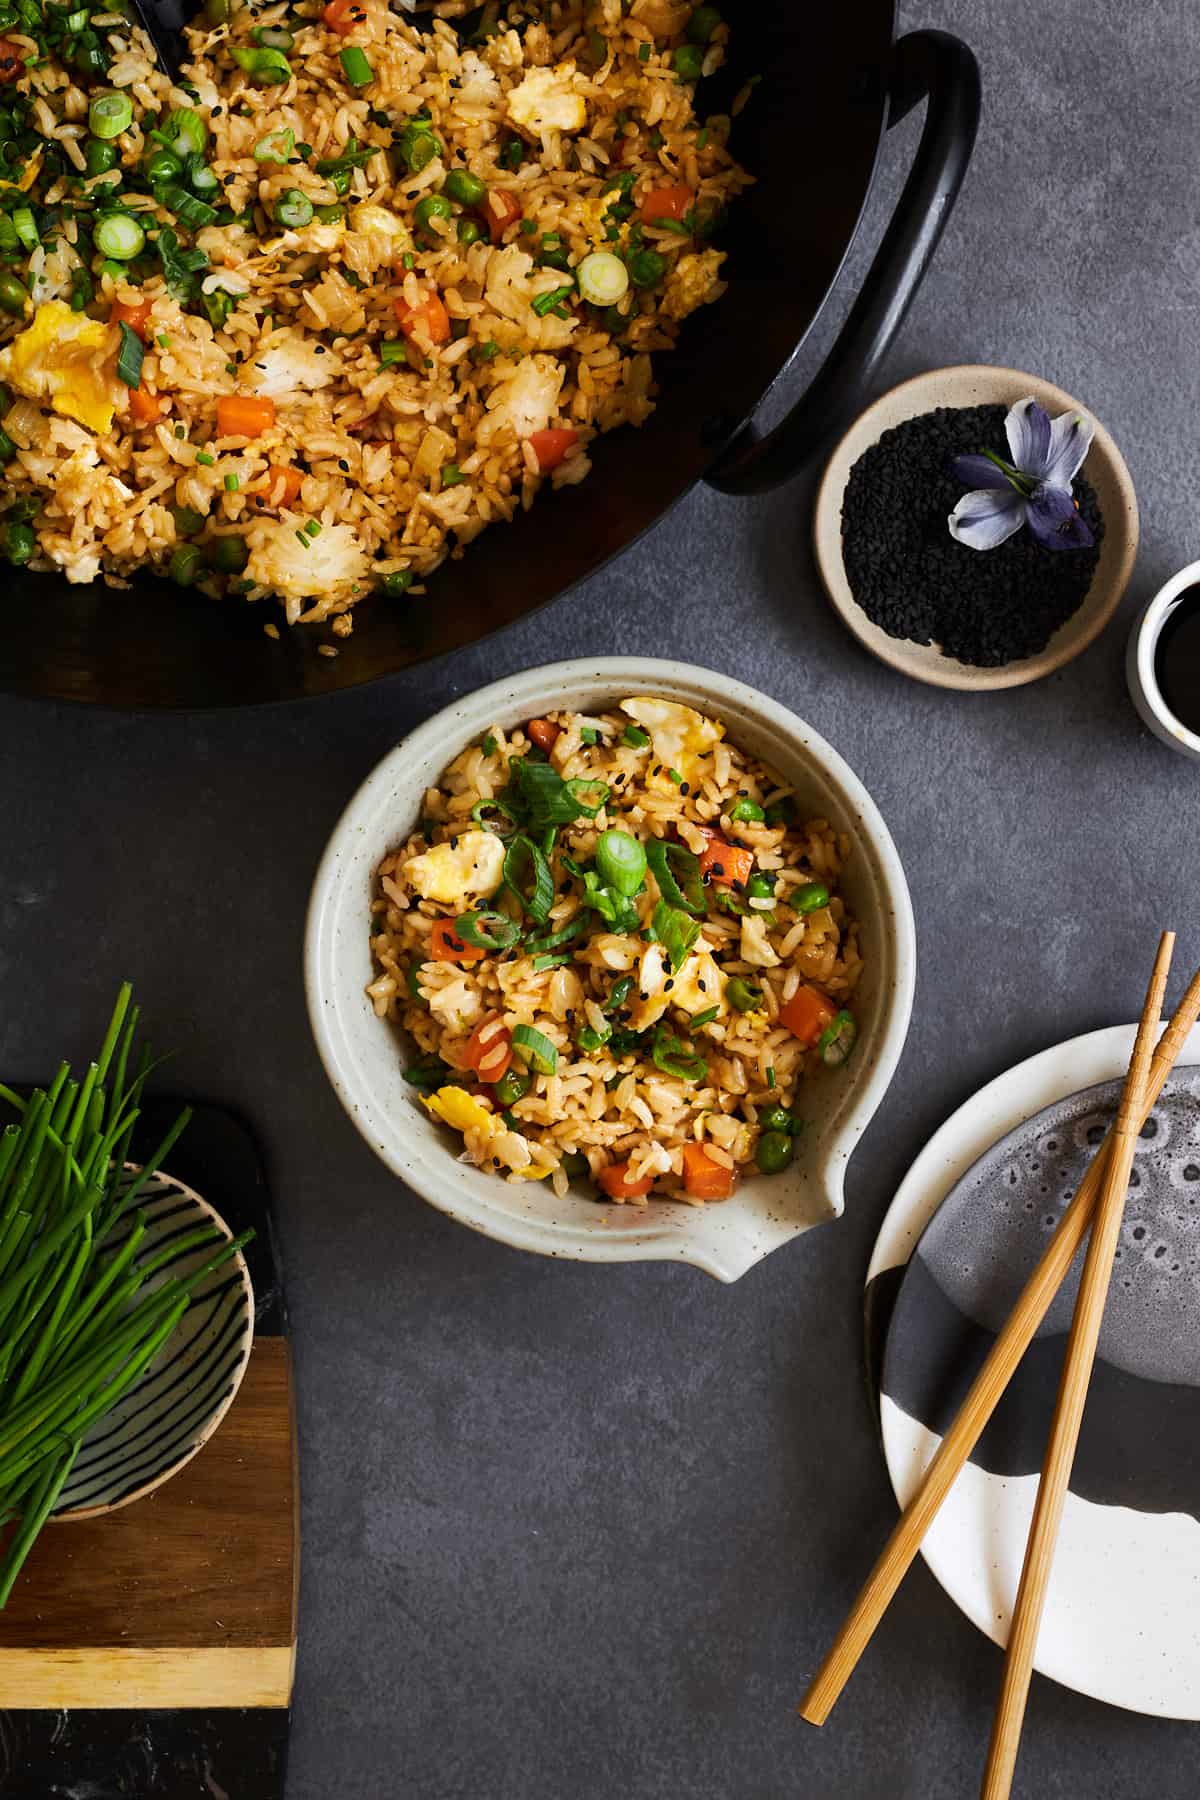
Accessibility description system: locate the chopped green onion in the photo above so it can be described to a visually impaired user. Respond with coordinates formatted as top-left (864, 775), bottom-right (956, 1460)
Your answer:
top-left (441, 462), bottom-right (465, 487)
top-left (161, 185), bottom-right (218, 230)
top-left (645, 838), bottom-right (705, 916)
top-left (156, 333), bottom-right (171, 348)
top-left (726, 977), bottom-right (763, 1014)
top-left (766, 1066), bottom-right (777, 1089)
top-left (628, 248), bottom-right (667, 288)
top-left (674, 42), bottom-right (704, 79)
top-left (666, 768), bottom-right (683, 787)
top-left (602, 975), bottom-right (633, 1015)
top-left (453, 909), bottom-right (520, 951)
top-left (511, 1024), bottom-right (557, 1077)
top-left (157, 106), bottom-right (207, 157)
top-left (195, 450), bottom-right (215, 467)
top-left (0, 273), bottom-right (28, 317)
top-left (273, 189), bottom-right (313, 229)
top-left (622, 724), bottom-right (650, 748)
top-left (595, 830), bottom-right (646, 898)
top-left (171, 505), bottom-right (205, 535)
top-left (531, 283), bottom-right (574, 318)
top-left (509, 758), bottom-right (602, 830)
top-left (577, 250), bottom-right (629, 307)
top-left (231, 45), bottom-right (293, 83)
top-left (94, 212), bottom-right (144, 260)
top-left (115, 320), bottom-right (143, 389)
top-left (223, 472), bottom-right (239, 492)
top-left (690, 1006), bottom-right (720, 1028)
top-left (203, 290), bottom-right (233, 331)
top-left (581, 873), bottom-right (639, 936)
top-left (252, 23), bottom-right (293, 48)
top-left (254, 127), bottom-right (295, 164)
top-left (651, 1025), bottom-right (707, 1082)
top-left (88, 90), bottom-right (133, 139)
top-left (381, 569), bottom-right (412, 596)
top-left (652, 901), bottom-right (699, 974)
top-left (532, 953), bottom-right (570, 972)
top-left (339, 45), bottom-right (372, 85)
top-left (305, 519), bottom-right (321, 537)
top-left (764, 795), bottom-right (795, 828)
top-left (494, 1067), bottom-right (530, 1107)
top-left (502, 835), bottom-right (554, 924)
top-left (379, 339), bottom-right (408, 367)
top-left (209, 532), bottom-right (248, 574)
top-left (524, 914), bottom-right (588, 956)
top-left (404, 1056), bottom-right (453, 1091)
top-left (11, 207), bottom-right (37, 251)
top-left (564, 777), bottom-right (609, 816)
top-left (817, 1011), bottom-right (856, 1068)
top-left (580, 727), bottom-right (599, 746)
top-left (482, 733), bottom-right (498, 757)
top-left (576, 1024), bottom-right (611, 1053)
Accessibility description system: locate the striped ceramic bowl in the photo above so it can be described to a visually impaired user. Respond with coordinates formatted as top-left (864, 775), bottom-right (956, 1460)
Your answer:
top-left (53, 1169), bottom-right (254, 1522)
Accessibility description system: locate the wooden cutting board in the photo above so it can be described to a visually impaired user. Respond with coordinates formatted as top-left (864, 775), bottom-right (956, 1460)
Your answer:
top-left (0, 1102), bottom-right (296, 1797)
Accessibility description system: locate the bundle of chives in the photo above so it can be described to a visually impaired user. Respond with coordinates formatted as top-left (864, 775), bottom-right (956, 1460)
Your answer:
top-left (0, 984), bottom-right (252, 1607)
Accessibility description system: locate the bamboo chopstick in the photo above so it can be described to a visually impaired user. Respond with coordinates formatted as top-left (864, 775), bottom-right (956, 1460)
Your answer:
top-left (799, 950), bottom-right (1200, 1730)
top-left (980, 930), bottom-right (1176, 1799)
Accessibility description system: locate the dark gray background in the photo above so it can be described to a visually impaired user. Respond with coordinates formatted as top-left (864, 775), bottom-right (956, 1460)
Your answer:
top-left (2, 1), bottom-right (1197, 1794)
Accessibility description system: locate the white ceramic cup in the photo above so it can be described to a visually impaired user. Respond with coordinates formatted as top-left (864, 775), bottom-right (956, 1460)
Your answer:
top-left (1127, 560), bottom-right (1200, 763)
top-left (305, 658), bottom-right (916, 1282)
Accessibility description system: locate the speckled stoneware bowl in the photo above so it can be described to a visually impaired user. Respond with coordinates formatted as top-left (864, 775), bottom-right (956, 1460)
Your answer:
top-left (813, 365), bottom-right (1140, 692)
top-left (305, 658), bottom-right (915, 1282)
top-left (1127, 558), bottom-right (1200, 763)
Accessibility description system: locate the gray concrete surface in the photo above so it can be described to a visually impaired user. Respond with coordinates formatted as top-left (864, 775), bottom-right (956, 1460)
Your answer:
top-left (3, 1), bottom-right (1198, 1794)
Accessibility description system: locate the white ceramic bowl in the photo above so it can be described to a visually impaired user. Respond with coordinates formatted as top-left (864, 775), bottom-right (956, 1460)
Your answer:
top-left (814, 365), bottom-right (1140, 692)
top-left (1127, 559), bottom-right (1200, 762)
top-left (305, 659), bottom-right (915, 1282)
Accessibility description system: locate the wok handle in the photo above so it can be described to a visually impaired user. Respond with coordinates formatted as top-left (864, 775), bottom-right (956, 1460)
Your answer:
top-left (705, 29), bottom-right (981, 497)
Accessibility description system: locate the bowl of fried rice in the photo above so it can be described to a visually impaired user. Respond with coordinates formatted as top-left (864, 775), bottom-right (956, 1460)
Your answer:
top-left (305, 657), bottom-right (915, 1280)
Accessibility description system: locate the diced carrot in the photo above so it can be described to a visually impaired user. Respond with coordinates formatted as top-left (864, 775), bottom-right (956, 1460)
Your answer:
top-left (597, 1159), bottom-right (656, 1201)
top-left (463, 1015), bottom-right (513, 1083)
top-left (527, 428), bottom-right (578, 474)
top-left (429, 918), bottom-right (486, 965)
top-left (216, 394), bottom-right (276, 438)
top-left (779, 984), bottom-right (838, 1048)
top-left (640, 183), bottom-right (693, 226)
top-left (681, 1142), bottom-right (736, 1201)
top-left (393, 287), bottom-right (450, 348)
top-left (322, 0), bottom-right (365, 32)
top-left (0, 36), bottom-right (24, 80)
top-left (128, 386), bottom-right (163, 424)
top-left (111, 295), bottom-right (151, 341)
top-left (697, 829), bottom-right (754, 889)
top-left (483, 188), bottom-right (522, 244)
top-left (526, 717), bottom-right (560, 752)
top-left (252, 464), bottom-right (304, 511)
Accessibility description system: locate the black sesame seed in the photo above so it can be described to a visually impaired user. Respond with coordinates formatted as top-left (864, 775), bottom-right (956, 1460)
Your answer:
top-left (338, 458), bottom-right (350, 471)
top-left (679, 782), bottom-right (690, 795)
top-left (842, 404), bottom-right (1105, 667)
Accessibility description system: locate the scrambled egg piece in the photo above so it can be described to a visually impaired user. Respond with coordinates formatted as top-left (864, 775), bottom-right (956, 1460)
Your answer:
top-left (507, 64), bottom-right (587, 135)
top-left (620, 696), bottom-right (723, 782)
top-left (629, 938), bottom-right (726, 1031)
top-left (350, 204), bottom-right (411, 250)
top-left (422, 1086), bottom-right (498, 1137)
top-left (0, 302), bottom-right (116, 434)
top-left (739, 915), bottom-right (780, 968)
top-left (661, 249), bottom-right (727, 323)
top-left (402, 831), bottom-right (505, 908)
top-left (0, 150), bottom-right (41, 194)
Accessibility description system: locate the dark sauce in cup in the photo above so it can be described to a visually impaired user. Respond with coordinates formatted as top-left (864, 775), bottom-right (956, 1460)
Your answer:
top-left (1155, 589), bottom-right (1200, 736)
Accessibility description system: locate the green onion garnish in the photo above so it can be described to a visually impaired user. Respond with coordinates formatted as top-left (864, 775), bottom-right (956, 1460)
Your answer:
top-left (379, 340), bottom-right (407, 367)
top-left (581, 726), bottom-right (599, 745)
top-left (511, 1024), bottom-right (557, 1076)
top-left (11, 208), bottom-right (38, 251)
top-left (254, 127), bottom-right (295, 164)
top-left (502, 835), bottom-right (554, 924)
top-left (531, 283), bottom-right (575, 318)
top-left (454, 909), bottom-right (521, 951)
top-left (532, 953), bottom-right (570, 972)
top-left (650, 1025), bottom-right (707, 1082)
top-left (88, 89), bottom-right (133, 139)
top-left (195, 450), bottom-right (215, 467)
top-left (652, 900), bottom-right (700, 973)
top-left (115, 320), bottom-right (143, 389)
top-left (690, 1006), bottom-right (720, 1028)
top-left (817, 1011), bottom-right (857, 1068)
top-left (622, 724), bottom-right (650, 748)
top-left (482, 733), bottom-right (498, 757)
top-left (339, 45), bottom-right (372, 85)
top-left (441, 463), bottom-right (465, 487)
top-left (223, 472), bottom-right (238, 492)
top-left (766, 1067), bottom-right (776, 1089)
top-left (645, 838), bottom-right (705, 916)
top-left (230, 45), bottom-right (293, 84)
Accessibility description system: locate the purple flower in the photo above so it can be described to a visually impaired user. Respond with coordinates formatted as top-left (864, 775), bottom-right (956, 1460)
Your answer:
top-left (948, 397), bottom-right (1095, 552)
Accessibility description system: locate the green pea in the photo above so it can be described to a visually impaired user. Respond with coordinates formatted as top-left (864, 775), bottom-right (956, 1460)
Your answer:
top-left (628, 248), bottom-right (666, 288)
top-left (726, 977), bottom-right (764, 1014)
top-left (85, 137), bottom-right (120, 176)
top-left (0, 428), bottom-right (14, 465)
top-left (746, 872), bottom-right (776, 901)
top-left (209, 534), bottom-right (248, 574)
top-left (0, 271), bottom-right (29, 316)
top-left (576, 1025), bottom-right (612, 1054)
top-left (793, 881), bottom-right (830, 914)
top-left (443, 168), bottom-right (486, 207)
top-left (764, 796), bottom-right (795, 828)
top-left (687, 4), bottom-right (721, 43)
top-left (755, 1130), bottom-right (794, 1176)
top-left (729, 796), bottom-right (765, 823)
top-left (561, 1150), bottom-right (589, 1178)
top-left (168, 542), bottom-right (204, 586)
top-left (456, 215), bottom-right (483, 245)
top-left (4, 520), bottom-right (34, 565)
top-left (414, 192), bottom-right (453, 231)
top-left (758, 1105), bottom-right (793, 1135)
top-left (595, 829), bottom-right (647, 898)
top-left (673, 42), bottom-right (705, 79)
top-left (381, 569), bottom-right (413, 596)
top-left (494, 1066), bottom-right (531, 1107)
top-left (144, 147), bottom-right (182, 183)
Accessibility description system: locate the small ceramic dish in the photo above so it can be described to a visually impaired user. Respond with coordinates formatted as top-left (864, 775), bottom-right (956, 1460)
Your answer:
top-left (54, 1170), bottom-right (254, 1522)
top-left (813, 365), bottom-right (1140, 692)
top-left (1127, 558), bottom-right (1200, 762)
top-left (305, 657), bottom-right (916, 1283)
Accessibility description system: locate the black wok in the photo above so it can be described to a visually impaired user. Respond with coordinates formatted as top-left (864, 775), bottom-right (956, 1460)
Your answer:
top-left (0, 5), bottom-right (979, 708)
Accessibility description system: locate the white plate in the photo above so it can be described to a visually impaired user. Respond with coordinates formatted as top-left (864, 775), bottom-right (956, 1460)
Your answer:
top-left (867, 1024), bottom-right (1200, 1718)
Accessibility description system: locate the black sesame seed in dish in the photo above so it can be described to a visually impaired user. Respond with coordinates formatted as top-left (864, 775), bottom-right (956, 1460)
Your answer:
top-left (841, 404), bottom-right (1105, 668)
